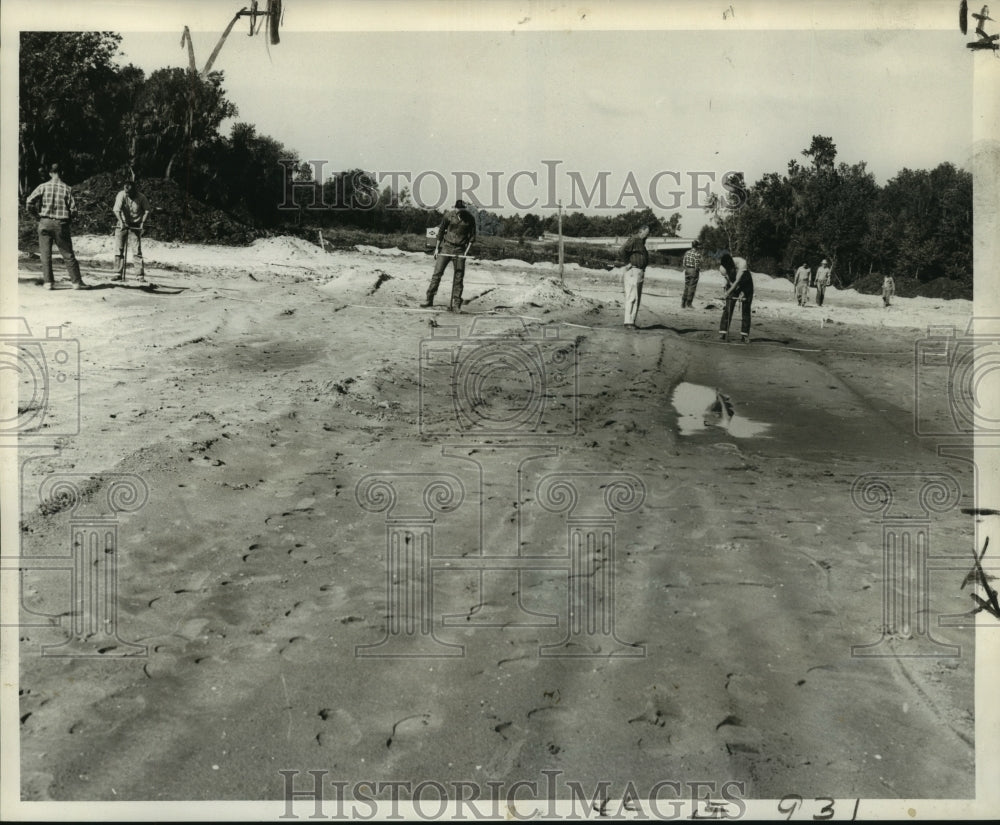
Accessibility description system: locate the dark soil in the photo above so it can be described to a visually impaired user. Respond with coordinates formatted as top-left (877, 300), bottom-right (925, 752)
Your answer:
top-left (18, 173), bottom-right (260, 251)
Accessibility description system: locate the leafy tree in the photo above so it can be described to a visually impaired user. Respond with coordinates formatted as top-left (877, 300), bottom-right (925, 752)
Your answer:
top-left (207, 122), bottom-right (299, 227)
top-left (878, 163), bottom-right (972, 285)
top-left (522, 213), bottom-right (542, 238)
top-left (802, 135), bottom-right (837, 173)
top-left (19, 31), bottom-right (133, 191)
top-left (132, 67), bottom-right (237, 181)
top-left (662, 212), bottom-right (682, 237)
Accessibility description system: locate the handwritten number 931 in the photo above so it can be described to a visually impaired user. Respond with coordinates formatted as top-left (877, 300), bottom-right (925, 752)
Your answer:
top-left (777, 795), bottom-right (861, 820)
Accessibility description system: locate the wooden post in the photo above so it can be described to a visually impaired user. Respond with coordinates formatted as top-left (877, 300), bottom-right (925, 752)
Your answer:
top-left (557, 201), bottom-right (564, 282)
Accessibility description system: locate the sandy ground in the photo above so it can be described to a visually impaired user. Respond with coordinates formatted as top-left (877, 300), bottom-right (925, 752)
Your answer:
top-left (9, 236), bottom-right (982, 808)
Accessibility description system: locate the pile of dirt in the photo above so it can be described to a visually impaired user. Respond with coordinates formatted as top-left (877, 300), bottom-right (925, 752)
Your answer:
top-left (18, 173), bottom-right (259, 250)
top-left (514, 276), bottom-right (604, 312)
top-left (77, 174), bottom-right (259, 245)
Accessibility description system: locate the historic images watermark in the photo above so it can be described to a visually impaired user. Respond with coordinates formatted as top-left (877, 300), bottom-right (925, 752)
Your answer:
top-left (277, 160), bottom-right (748, 212)
top-left (355, 317), bottom-right (647, 658)
top-left (277, 770), bottom-right (749, 820)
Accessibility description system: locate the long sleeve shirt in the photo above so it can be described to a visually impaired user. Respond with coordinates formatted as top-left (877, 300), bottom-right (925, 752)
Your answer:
top-left (794, 266), bottom-right (811, 286)
top-left (682, 248), bottom-right (702, 271)
top-left (815, 265), bottom-right (832, 286)
top-left (436, 208), bottom-right (476, 254)
top-left (620, 236), bottom-right (649, 270)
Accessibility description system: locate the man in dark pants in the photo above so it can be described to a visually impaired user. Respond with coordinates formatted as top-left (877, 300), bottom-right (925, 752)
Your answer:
top-left (681, 240), bottom-right (703, 308)
top-left (718, 252), bottom-right (753, 343)
top-left (24, 163), bottom-right (86, 290)
top-left (421, 199), bottom-right (477, 311)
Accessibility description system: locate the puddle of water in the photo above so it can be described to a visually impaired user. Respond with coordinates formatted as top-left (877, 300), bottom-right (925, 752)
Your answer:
top-left (671, 382), bottom-right (771, 438)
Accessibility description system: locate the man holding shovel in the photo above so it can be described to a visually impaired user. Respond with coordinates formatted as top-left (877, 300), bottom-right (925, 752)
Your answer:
top-left (421, 199), bottom-right (476, 312)
top-left (113, 179), bottom-right (150, 281)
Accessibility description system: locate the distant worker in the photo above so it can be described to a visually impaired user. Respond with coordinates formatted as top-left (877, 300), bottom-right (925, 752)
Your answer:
top-left (882, 274), bottom-right (895, 307)
top-left (24, 163), bottom-right (87, 290)
top-left (719, 252), bottom-right (754, 343)
top-left (681, 240), bottom-right (703, 308)
top-left (421, 199), bottom-right (477, 312)
top-left (815, 259), bottom-right (832, 307)
top-left (113, 178), bottom-right (150, 280)
top-left (793, 262), bottom-right (811, 306)
top-left (619, 224), bottom-right (651, 330)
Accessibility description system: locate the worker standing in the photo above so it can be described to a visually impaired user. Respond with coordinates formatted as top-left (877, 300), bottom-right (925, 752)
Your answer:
top-left (113, 178), bottom-right (150, 280)
top-left (25, 163), bottom-right (87, 290)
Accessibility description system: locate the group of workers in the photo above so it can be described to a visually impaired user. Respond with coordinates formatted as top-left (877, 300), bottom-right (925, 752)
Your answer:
top-left (24, 163), bottom-right (149, 290)
top-left (620, 227), bottom-right (755, 342)
top-left (28, 176), bottom-right (901, 323)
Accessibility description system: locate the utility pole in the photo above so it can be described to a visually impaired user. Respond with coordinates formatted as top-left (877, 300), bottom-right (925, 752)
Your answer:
top-left (557, 201), bottom-right (564, 282)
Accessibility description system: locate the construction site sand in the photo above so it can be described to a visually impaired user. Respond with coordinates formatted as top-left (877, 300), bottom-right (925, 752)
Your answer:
top-left (12, 236), bottom-right (981, 807)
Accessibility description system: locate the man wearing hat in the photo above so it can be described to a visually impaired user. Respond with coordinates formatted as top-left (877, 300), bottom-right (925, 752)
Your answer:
top-left (815, 258), bottom-right (832, 307)
top-left (24, 163), bottom-right (86, 290)
top-left (421, 199), bottom-right (477, 311)
top-left (681, 240), bottom-right (703, 308)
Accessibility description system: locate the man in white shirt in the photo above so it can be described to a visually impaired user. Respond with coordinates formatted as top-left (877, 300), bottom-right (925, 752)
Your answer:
top-left (113, 179), bottom-right (150, 280)
top-left (719, 252), bottom-right (754, 343)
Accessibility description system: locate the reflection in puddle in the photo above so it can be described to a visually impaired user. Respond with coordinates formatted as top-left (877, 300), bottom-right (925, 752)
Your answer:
top-left (671, 382), bottom-right (771, 438)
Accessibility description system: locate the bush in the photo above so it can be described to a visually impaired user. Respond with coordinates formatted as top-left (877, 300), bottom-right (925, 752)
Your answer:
top-left (850, 272), bottom-right (971, 301)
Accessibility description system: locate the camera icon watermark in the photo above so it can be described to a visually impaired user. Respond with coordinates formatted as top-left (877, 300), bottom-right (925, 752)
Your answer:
top-left (913, 318), bottom-right (1000, 438)
top-left (418, 317), bottom-right (579, 438)
top-left (0, 316), bottom-right (81, 443)
top-left (3, 472), bottom-right (149, 657)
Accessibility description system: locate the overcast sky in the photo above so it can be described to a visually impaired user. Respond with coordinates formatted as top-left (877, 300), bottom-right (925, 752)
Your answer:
top-left (6, 1), bottom-right (977, 237)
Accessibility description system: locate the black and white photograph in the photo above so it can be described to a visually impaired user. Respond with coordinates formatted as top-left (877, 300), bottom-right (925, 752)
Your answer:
top-left (2, 0), bottom-right (998, 819)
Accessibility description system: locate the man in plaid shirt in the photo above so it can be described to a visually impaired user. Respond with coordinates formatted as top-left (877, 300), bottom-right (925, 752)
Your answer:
top-left (681, 240), bottom-right (703, 308)
top-left (25, 163), bottom-right (86, 289)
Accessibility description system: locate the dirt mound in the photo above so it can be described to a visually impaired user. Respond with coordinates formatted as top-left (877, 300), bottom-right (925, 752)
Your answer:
top-left (54, 173), bottom-right (257, 246)
top-left (514, 276), bottom-right (603, 312)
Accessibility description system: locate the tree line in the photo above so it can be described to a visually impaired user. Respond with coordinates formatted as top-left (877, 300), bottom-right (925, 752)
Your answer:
top-left (19, 32), bottom-right (683, 241)
top-left (19, 31), bottom-right (298, 229)
top-left (20, 33), bottom-right (972, 294)
top-left (700, 135), bottom-right (972, 292)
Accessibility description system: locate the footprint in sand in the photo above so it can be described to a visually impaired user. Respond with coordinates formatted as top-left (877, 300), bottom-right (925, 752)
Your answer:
top-left (315, 707), bottom-right (363, 748)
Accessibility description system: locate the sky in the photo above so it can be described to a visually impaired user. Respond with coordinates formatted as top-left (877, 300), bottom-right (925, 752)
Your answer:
top-left (5, 1), bottom-right (979, 238)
